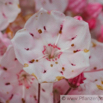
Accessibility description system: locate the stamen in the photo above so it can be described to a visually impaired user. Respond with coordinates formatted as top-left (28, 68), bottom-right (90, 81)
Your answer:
top-left (55, 34), bottom-right (61, 45)
top-left (56, 47), bottom-right (71, 53)
top-left (50, 45), bottom-right (56, 58)
top-left (36, 54), bottom-right (48, 61)
top-left (22, 85), bottom-right (25, 98)
top-left (84, 68), bottom-right (103, 73)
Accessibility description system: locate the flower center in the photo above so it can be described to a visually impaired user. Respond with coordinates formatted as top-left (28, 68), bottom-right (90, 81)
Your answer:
top-left (17, 70), bottom-right (35, 88)
top-left (42, 44), bottom-right (62, 61)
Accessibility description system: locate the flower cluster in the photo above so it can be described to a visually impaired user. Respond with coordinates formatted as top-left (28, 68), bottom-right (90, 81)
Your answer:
top-left (0, 0), bottom-right (103, 103)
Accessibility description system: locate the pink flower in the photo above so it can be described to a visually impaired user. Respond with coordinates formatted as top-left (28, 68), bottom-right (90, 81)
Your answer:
top-left (67, 0), bottom-right (87, 14)
top-left (12, 8), bottom-right (91, 83)
top-left (0, 45), bottom-right (53, 103)
top-left (83, 3), bottom-right (102, 19)
top-left (34, 0), bottom-right (68, 12)
top-left (69, 39), bottom-right (103, 95)
top-left (0, 0), bottom-right (21, 30)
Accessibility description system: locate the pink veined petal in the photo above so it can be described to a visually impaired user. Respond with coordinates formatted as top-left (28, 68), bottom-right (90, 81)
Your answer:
top-left (59, 16), bottom-right (91, 50)
top-left (12, 28), bottom-right (45, 64)
top-left (25, 8), bottom-right (65, 40)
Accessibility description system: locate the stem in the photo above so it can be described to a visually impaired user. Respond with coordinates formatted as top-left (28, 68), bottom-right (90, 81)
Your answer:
top-left (57, 88), bottom-right (72, 103)
top-left (38, 83), bottom-right (41, 103)
top-left (64, 88), bottom-right (72, 95)
top-left (53, 91), bottom-right (55, 103)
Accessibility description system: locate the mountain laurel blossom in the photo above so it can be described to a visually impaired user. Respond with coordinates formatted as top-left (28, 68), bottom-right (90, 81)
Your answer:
top-left (12, 8), bottom-right (91, 83)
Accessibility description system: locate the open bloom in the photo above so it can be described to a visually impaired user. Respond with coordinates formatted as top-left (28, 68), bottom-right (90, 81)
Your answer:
top-left (34, 0), bottom-right (68, 12)
top-left (68, 38), bottom-right (103, 88)
top-left (0, 0), bottom-right (21, 30)
top-left (69, 39), bottom-right (103, 95)
top-left (0, 45), bottom-right (53, 103)
top-left (12, 8), bottom-right (91, 83)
